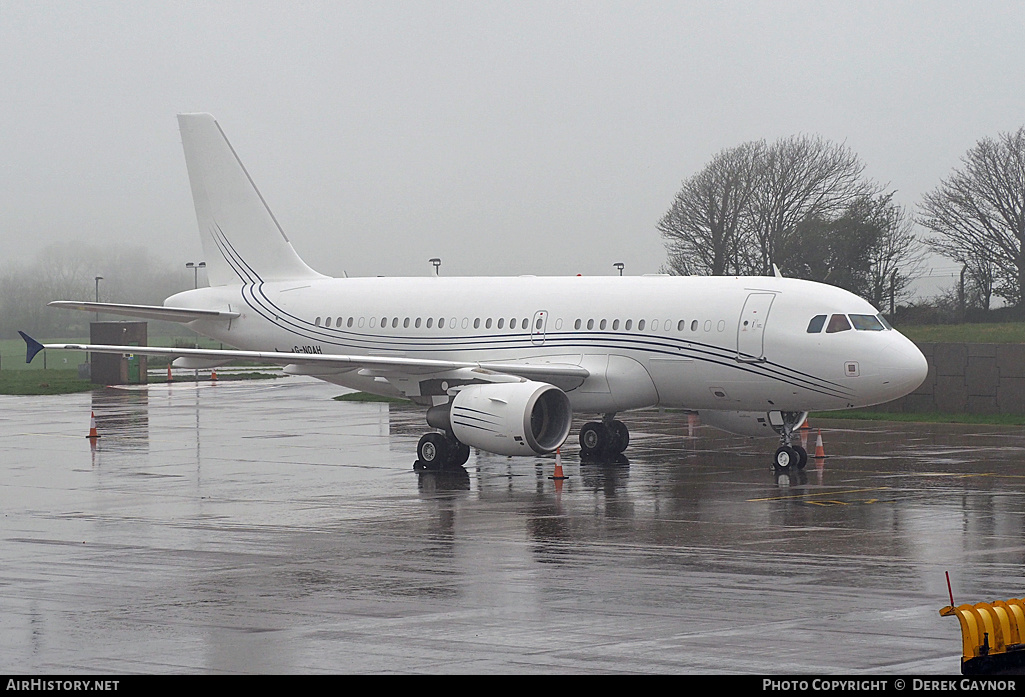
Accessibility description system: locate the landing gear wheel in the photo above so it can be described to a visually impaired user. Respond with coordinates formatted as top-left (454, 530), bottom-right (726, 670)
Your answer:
top-left (774, 445), bottom-right (798, 472)
top-left (450, 441), bottom-right (470, 467)
top-left (579, 422), bottom-right (606, 457)
top-left (793, 445), bottom-right (808, 470)
top-left (608, 420), bottom-right (630, 454)
top-left (417, 432), bottom-right (449, 470)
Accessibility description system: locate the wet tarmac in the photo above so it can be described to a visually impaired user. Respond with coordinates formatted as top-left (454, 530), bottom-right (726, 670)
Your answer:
top-left (2, 377), bottom-right (1024, 674)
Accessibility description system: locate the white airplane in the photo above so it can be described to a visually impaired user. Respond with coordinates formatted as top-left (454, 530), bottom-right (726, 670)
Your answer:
top-left (22, 114), bottom-right (929, 472)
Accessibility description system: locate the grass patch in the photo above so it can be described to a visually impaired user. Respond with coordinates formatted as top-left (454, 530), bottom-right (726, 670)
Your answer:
top-left (0, 369), bottom-right (94, 395)
top-left (333, 391), bottom-right (408, 403)
top-left (811, 410), bottom-right (1025, 426)
top-left (895, 322), bottom-right (1025, 344)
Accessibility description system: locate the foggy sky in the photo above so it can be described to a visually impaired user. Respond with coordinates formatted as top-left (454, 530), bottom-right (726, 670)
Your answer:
top-left (3, 1), bottom-right (1024, 290)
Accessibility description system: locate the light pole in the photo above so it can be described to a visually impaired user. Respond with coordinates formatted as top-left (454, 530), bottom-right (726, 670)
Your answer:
top-left (613, 262), bottom-right (624, 276)
top-left (429, 258), bottom-right (441, 276)
top-left (94, 276), bottom-right (103, 321)
top-left (186, 261), bottom-right (206, 289)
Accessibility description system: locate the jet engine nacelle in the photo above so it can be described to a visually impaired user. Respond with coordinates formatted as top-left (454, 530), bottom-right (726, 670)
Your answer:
top-left (697, 410), bottom-right (807, 438)
top-left (429, 381), bottom-right (573, 456)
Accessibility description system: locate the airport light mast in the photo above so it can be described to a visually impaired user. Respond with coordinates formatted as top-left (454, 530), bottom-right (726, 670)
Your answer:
top-left (186, 261), bottom-right (206, 289)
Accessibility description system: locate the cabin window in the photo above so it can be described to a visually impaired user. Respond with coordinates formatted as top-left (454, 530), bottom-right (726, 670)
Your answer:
top-left (574, 319), bottom-right (581, 330)
top-left (826, 314), bottom-right (852, 333)
top-left (807, 315), bottom-right (827, 333)
top-left (599, 319), bottom-right (607, 330)
top-left (717, 320), bottom-right (726, 332)
top-left (498, 318), bottom-right (505, 329)
top-left (625, 319), bottom-right (632, 330)
top-left (403, 317), bottom-right (410, 328)
top-left (415, 317), bottom-right (421, 328)
top-left (612, 319), bottom-right (620, 330)
top-left (438, 318), bottom-right (445, 329)
top-left (691, 320), bottom-right (698, 331)
top-left (586, 319), bottom-right (594, 330)
top-left (638, 319), bottom-right (645, 331)
top-left (651, 319), bottom-right (659, 331)
top-left (474, 318), bottom-right (481, 329)
top-left (509, 318), bottom-right (516, 329)
top-left (678, 320), bottom-right (685, 331)
top-left (535, 317), bottom-right (542, 330)
top-left (485, 318), bottom-right (492, 329)
top-left (315, 317), bottom-right (321, 326)
top-left (704, 320), bottom-right (712, 331)
top-left (850, 314), bottom-right (885, 331)
top-left (427, 317), bottom-right (433, 328)
top-left (358, 317), bottom-right (365, 328)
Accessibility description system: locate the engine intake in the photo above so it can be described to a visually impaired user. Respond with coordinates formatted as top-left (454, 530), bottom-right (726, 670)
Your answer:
top-left (429, 381), bottom-right (572, 456)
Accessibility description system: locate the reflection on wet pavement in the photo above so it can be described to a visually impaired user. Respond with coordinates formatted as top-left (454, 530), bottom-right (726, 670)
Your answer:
top-left (2, 378), bottom-right (1022, 673)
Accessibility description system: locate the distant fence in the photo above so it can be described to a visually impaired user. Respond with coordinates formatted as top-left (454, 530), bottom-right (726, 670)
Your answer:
top-left (877, 343), bottom-right (1025, 414)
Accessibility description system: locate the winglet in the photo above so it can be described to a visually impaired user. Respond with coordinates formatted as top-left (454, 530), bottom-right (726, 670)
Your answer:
top-left (18, 331), bottom-right (45, 364)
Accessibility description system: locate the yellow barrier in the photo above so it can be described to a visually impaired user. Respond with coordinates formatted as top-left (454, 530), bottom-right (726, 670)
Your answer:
top-left (941, 599), bottom-right (1025, 674)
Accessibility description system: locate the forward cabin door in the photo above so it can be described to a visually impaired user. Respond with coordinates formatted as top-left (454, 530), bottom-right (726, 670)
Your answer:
top-left (736, 293), bottom-right (775, 362)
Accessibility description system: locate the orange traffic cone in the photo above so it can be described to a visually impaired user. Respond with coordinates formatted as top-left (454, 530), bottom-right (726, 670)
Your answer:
top-left (800, 417), bottom-right (810, 431)
top-left (813, 429), bottom-right (826, 459)
top-left (210, 369), bottom-right (217, 382)
top-left (167, 365), bottom-right (173, 382)
top-left (86, 411), bottom-right (101, 439)
top-left (549, 448), bottom-right (568, 480)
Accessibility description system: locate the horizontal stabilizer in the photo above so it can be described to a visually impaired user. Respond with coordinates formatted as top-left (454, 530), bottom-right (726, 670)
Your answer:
top-left (48, 301), bottom-right (240, 324)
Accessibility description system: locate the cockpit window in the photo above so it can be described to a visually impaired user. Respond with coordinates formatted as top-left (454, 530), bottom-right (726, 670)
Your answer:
top-left (825, 314), bottom-right (852, 333)
top-left (806, 315), bottom-right (827, 333)
top-left (877, 314), bottom-right (893, 330)
top-left (850, 314), bottom-right (885, 331)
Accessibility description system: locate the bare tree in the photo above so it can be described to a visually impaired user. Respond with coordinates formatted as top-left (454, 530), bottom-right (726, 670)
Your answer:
top-left (660, 134), bottom-right (887, 283)
top-left (920, 127), bottom-right (1025, 308)
top-left (863, 195), bottom-right (925, 311)
top-left (751, 135), bottom-right (880, 276)
top-left (659, 142), bottom-right (763, 276)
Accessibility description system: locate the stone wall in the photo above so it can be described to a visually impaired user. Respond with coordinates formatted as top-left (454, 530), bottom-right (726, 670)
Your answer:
top-left (875, 343), bottom-right (1025, 414)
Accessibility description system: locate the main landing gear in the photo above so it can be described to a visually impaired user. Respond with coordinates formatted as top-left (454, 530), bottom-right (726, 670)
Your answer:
top-left (415, 431), bottom-right (470, 471)
top-left (771, 411), bottom-right (808, 472)
top-left (579, 414), bottom-right (630, 460)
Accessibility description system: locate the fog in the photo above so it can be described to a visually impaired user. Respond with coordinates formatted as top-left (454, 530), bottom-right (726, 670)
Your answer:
top-left (2, 1), bottom-right (1023, 287)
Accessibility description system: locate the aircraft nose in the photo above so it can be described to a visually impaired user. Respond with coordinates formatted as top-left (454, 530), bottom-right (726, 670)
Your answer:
top-left (886, 338), bottom-right (929, 396)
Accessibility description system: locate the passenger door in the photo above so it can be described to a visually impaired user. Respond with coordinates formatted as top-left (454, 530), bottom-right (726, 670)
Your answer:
top-left (736, 293), bottom-right (774, 362)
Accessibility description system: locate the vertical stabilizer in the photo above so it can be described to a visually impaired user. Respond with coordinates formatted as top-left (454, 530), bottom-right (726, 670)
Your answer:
top-left (177, 114), bottom-right (325, 286)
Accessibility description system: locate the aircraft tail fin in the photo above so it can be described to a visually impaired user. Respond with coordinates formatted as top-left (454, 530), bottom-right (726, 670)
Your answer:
top-left (177, 114), bottom-right (326, 286)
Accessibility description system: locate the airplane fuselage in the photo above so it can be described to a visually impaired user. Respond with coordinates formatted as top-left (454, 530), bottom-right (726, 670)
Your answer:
top-left (170, 273), bottom-right (927, 415)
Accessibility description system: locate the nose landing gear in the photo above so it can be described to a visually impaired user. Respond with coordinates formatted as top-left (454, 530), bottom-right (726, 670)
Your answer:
top-left (770, 411), bottom-right (808, 472)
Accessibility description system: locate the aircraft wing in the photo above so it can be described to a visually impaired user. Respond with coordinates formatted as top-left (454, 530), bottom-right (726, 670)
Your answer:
top-left (19, 334), bottom-right (589, 386)
top-left (47, 301), bottom-right (240, 323)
